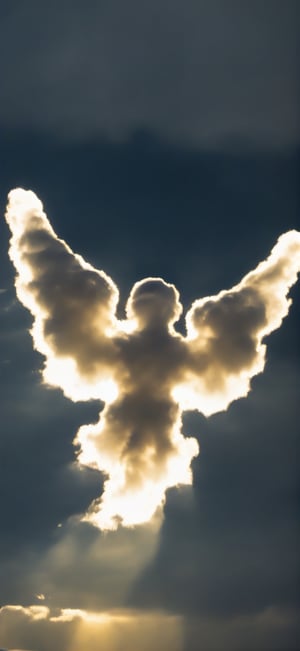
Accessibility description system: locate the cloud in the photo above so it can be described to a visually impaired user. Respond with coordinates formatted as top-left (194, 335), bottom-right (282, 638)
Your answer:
top-left (0, 604), bottom-right (183, 651)
top-left (0, 1), bottom-right (298, 147)
top-left (5, 188), bottom-right (300, 530)
top-left (1, 602), bottom-right (299, 651)
top-left (184, 606), bottom-right (300, 651)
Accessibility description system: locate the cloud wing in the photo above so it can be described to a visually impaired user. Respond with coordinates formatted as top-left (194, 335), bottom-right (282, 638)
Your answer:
top-left (177, 231), bottom-right (300, 416)
top-left (5, 188), bottom-right (120, 401)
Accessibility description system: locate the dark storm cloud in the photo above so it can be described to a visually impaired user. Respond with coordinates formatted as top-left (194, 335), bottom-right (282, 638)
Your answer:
top-left (183, 606), bottom-right (300, 651)
top-left (129, 359), bottom-right (300, 623)
top-left (0, 1), bottom-right (298, 146)
top-left (0, 285), bottom-right (102, 606)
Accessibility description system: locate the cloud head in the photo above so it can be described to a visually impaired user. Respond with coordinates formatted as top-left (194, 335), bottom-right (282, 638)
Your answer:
top-left (127, 278), bottom-right (182, 331)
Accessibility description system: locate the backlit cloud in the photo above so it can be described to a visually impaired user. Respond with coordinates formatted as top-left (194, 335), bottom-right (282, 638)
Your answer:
top-left (5, 189), bottom-right (300, 529)
top-left (1, 602), bottom-right (298, 651)
top-left (0, 605), bottom-right (183, 651)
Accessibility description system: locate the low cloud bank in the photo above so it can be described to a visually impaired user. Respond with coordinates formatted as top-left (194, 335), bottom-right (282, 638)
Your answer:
top-left (0, 605), bottom-right (183, 651)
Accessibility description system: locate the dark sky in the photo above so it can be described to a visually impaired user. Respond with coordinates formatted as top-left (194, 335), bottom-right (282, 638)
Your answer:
top-left (0, 2), bottom-right (299, 650)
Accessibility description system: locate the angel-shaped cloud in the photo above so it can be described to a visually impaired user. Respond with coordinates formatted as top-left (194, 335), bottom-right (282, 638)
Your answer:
top-left (5, 189), bottom-right (300, 529)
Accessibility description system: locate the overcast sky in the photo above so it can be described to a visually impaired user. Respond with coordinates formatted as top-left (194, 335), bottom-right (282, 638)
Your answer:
top-left (0, 0), bottom-right (299, 147)
top-left (0, 2), bottom-right (299, 650)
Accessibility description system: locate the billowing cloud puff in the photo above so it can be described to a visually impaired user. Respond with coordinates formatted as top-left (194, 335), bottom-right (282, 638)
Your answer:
top-left (5, 189), bottom-right (300, 529)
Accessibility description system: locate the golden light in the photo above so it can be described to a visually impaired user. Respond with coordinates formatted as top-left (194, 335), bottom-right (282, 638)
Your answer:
top-left (5, 189), bottom-right (300, 530)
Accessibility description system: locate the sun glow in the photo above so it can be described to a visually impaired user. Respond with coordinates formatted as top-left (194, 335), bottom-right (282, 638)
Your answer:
top-left (0, 604), bottom-right (183, 651)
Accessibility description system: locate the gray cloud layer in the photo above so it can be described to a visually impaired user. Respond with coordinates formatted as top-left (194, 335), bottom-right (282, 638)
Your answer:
top-left (0, 1), bottom-right (299, 147)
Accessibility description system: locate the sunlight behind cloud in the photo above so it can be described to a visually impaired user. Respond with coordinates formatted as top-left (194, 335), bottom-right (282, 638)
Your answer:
top-left (5, 188), bottom-right (300, 529)
top-left (0, 605), bottom-right (183, 651)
